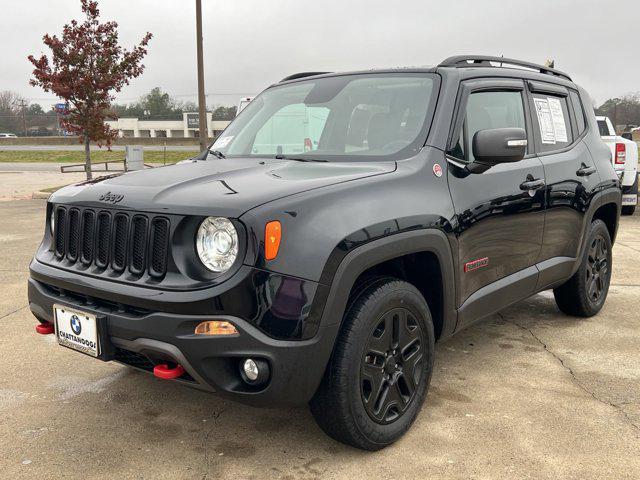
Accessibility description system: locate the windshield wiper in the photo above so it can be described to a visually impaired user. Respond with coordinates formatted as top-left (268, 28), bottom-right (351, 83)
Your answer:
top-left (209, 150), bottom-right (226, 159)
top-left (274, 154), bottom-right (326, 162)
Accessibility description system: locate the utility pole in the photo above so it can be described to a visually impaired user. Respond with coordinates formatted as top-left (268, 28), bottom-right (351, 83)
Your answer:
top-left (19, 99), bottom-right (27, 137)
top-left (195, 0), bottom-right (208, 151)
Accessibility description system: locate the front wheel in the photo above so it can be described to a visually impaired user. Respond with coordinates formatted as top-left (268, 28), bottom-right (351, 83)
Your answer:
top-left (310, 278), bottom-right (434, 450)
top-left (553, 219), bottom-right (612, 317)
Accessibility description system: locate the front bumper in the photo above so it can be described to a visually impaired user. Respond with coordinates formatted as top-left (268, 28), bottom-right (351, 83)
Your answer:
top-left (621, 173), bottom-right (638, 207)
top-left (28, 265), bottom-right (339, 406)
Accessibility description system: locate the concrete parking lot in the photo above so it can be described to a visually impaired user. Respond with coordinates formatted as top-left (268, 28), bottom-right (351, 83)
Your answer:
top-left (1, 196), bottom-right (639, 479)
top-left (0, 169), bottom-right (91, 201)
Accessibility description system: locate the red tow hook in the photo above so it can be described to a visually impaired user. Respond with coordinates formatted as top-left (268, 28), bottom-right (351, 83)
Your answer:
top-left (153, 363), bottom-right (186, 380)
top-left (35, 322), bottom-right (55, 335)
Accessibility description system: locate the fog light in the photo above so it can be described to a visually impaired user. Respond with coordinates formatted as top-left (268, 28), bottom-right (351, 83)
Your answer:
top-left (243, 359), bottom-right (259, 381)
top-left (240, 358), bottom-right (270, 385)
top-left (194, 320), bottom-right (238, 336)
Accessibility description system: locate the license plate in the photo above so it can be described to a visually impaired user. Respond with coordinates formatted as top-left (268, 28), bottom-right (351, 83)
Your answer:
top-left (53, 305), bottom-right (100, 357)
top-left (622, 194), bottom-right (637, 206)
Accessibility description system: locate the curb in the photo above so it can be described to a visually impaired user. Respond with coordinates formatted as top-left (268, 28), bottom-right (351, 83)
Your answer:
top-left (32, 191), bottom-right (52, 200)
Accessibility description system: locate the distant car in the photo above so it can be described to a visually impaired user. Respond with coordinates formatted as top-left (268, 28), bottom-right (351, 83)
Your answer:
top-left (236, 97), bottom-right (253, 115)
top-left (0, 133), bottom-right (17, 138)
top-left (597, 116), bottom-right (638, 215)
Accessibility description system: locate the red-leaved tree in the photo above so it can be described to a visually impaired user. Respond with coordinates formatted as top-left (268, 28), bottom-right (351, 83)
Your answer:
top-left (28, 0), bottom-right (152, 179)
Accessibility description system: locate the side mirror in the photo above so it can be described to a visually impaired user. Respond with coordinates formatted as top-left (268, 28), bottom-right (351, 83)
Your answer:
top-left (469, 128), bottom-right (527, 173)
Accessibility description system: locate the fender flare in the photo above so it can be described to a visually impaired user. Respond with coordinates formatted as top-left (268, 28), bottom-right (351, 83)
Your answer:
top-left (571, 187), bottom-right (621, 277)
top-left (317, 228), bottom-right (457, 338)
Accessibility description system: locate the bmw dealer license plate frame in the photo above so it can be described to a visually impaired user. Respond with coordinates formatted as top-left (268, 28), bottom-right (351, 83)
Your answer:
top-left (53, 304), bottom-right (105, 358)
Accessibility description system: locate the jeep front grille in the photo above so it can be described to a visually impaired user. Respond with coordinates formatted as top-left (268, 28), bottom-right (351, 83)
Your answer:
top-left (52, 206), bottom-right (170, 279)
top-left (80, 210), bottom-right (95, 265)
top-left (149, 218), bottom-right (170, 277)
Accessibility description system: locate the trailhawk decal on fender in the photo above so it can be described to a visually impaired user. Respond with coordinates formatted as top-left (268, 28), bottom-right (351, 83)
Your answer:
top-left (464, 257), bottom-right (489, 273)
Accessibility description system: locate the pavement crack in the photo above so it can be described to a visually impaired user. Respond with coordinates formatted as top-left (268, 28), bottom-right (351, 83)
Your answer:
top-left (0, 305), bottom-right (28, 320)
top-left (499, 312), bottom-right (640, 432)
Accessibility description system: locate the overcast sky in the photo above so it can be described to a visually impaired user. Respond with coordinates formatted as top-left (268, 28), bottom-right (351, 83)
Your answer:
top-left (1, 0), bottom-right (637, 109)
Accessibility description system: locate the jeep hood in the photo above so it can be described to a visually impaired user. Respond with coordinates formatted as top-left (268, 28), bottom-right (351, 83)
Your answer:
top-left (49, 158), bottom-right (396, 217)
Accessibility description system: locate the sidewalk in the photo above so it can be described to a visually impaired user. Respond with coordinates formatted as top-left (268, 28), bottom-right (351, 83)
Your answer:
top-left (0, 169), bottom-right (98, 201)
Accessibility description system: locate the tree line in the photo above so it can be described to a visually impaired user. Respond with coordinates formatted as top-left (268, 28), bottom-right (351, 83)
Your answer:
top-left (0, 91), bottom-right (58, 135)
top-left (110, 87), bottom-right (237, 121)
top-left (595, 94), bottom-right (640, 130)
top-left (0, 87), bottom-right (237, 136)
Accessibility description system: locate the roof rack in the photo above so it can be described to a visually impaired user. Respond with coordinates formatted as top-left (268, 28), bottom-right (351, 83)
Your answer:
top-left (279, 71), bottom-right (332, 82)
top-left (438, 55), bottom-right (572, 82)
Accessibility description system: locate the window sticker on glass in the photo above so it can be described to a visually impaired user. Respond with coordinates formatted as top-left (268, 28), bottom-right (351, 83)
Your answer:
top-left (213, 135), bottom-right (233, 148)
top-left (547, 97), bottom-right (568, 143)
top-left (534, 98), bottom-right (556, 144)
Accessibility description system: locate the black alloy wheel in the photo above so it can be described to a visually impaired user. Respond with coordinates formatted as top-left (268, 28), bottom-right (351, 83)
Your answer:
top-left (310, 278), bottom-right (435, 450)
top-left (586, 234), bottom-right (609, 303)
top-left (553, 219), bottom-right (612, 317)
top-left (361, 307), bottom-right (424, 424)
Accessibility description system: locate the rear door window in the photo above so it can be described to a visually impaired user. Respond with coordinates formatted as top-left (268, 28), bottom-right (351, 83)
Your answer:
top-left (530, 93), bottom-right (574, 153)
top-left (569, 90), bottom-right (586, 135)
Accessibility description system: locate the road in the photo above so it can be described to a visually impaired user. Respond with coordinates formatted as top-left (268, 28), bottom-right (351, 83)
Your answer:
top-left (1, 199), bottom-right (639, 479)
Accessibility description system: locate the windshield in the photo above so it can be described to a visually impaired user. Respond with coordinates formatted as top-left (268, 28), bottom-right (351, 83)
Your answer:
top-left (210, 73), bottom-right (437, 161)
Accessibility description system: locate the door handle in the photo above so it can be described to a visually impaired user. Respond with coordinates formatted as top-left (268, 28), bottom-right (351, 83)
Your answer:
top-left (577, 164), bottom-right (596, 176)
top-left (520, 178), bottom-right (546, 191)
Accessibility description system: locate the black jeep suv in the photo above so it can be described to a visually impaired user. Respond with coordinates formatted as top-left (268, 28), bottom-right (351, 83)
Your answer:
top-left (29, 56), bottom-right (621, 450)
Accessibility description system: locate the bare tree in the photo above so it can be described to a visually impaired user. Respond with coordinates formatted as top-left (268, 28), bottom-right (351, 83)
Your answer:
top-left (0, 91), bottom-right (24, 134)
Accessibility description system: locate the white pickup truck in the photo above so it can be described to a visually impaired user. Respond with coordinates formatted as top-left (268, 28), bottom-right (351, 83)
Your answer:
top-left (597, 116), bottom-right (638, 215)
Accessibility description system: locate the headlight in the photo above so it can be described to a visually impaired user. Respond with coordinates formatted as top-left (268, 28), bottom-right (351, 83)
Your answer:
top-left (196, 217), bottom-right (238, 272)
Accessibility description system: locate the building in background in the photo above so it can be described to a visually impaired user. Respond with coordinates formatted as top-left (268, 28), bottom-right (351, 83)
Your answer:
top-left (105, 112), bottom-right (230, 139)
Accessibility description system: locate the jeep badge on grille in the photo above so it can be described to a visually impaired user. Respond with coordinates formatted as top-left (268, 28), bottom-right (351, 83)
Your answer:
top-left (98, 192), bottom-right (124, 204)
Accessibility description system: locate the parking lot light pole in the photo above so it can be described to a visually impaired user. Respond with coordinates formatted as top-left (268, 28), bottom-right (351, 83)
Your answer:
top-left (195, 0), bottom-right (208, 151)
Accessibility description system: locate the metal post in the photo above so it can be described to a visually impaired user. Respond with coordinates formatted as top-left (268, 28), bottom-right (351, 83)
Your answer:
top-left (19, 99), bottom-right (27, 137)
top-left (195, 0), bottom-right (208, 151)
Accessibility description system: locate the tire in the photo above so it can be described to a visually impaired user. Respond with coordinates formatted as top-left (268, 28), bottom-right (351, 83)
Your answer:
top-left (553, 219), bottom-right (612, 317)
top-left (310, 278), bottom-right (435, 450)
top-left (621, 173), bottom-right (638, 216)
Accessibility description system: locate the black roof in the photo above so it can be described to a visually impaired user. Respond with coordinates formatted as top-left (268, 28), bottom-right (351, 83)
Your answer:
top-left (276, 55), bottom-right (574, 86)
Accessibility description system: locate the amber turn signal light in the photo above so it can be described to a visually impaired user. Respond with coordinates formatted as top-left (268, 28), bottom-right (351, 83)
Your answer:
top-left (194, 320), bottom-right (238, 336)
top-left (265, 221), bottom-right (282, 260)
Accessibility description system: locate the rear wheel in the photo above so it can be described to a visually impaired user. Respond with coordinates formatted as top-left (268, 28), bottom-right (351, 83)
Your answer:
top-left (621, 173), bottom-right (638, 216)
top-left (310, 278), bottom-right (434, 450)
top-left (553, 219), bottom-right (612, 316)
